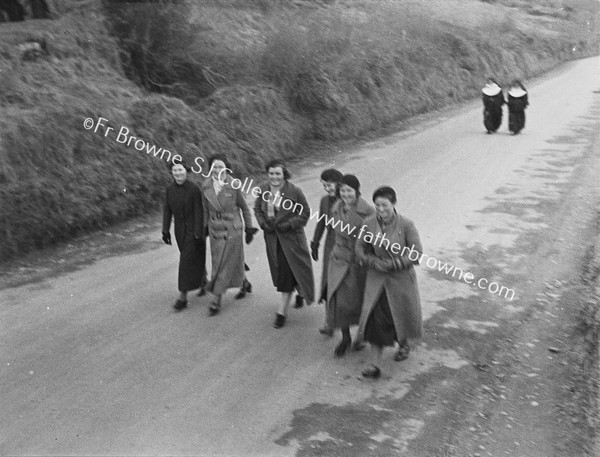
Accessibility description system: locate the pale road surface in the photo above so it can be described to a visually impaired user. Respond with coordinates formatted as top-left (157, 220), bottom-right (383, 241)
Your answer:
top-left (1, 57), bottom-right (599, 457)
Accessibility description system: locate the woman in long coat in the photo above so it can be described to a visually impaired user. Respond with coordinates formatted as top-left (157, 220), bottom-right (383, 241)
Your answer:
top-left (355, 186), bottom-right (423, 378)
top-left (162, 161), bottom-right (206, 311)
top-left (507, 79), bottom-right (529, 135)
top-left (254, 159), bottom-right (315, 328)
top-left (310, 168), bottom-right (344, 336)
top-left (482, 78), bottom-right (505, 133)
top-left (327, 174), bottom-right (375, 356)
top-left (202, 154), bottom-right (257, 316)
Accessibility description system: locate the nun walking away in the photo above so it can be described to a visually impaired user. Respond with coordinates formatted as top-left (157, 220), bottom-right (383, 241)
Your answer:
top-left (162, 161), bottom-right (206, 311)
top-left (254, 159), bottom-right (315, 328)
top-left (507, 80), bottom-right (529, 135)
top-left (482, 77), bottom-right (505, 133)
top-left (326, 174), bottom-right (375, 357)
top-left (202, 154), bottom-right (258, 316)
top-left (310, 168), bottom-right (344, 337)
top-left (355, 186), bottom-right (423, 379)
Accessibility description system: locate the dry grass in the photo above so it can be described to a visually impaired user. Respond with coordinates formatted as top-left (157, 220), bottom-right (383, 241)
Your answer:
top-left (0, 0), bottom-right (597, 260)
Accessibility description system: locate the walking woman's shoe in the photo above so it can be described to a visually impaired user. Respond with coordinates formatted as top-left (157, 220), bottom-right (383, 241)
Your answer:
top-left (197, 287), bottom-right (206, 297)
top-left (334, 339), bottom-right (351, 357)
top-left (319, 326), bottom-right (334, 337)
top-left (362, 365), bottom-right (381, 379)
top-left (208, 302), bottom-right (220, 316)
top-left (294, 295), bottom-right (304, 309)
top-left (235, 279), bottom-right (252, 299)
top-left (173, 299), bottom-right (188, 311)
top-left (273, 313), bottom-right (286, 329)
top-left (394, 343), bottom-right (410, 362)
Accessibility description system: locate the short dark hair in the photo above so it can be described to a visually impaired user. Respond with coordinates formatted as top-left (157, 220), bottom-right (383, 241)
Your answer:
top-left (169, 159), bottom-right (191, 172)
top-left (265, 159), bottom-right (291, 180)
top-left (320, 168), bottom-right (343, 183)
top-left (372, 186), bottom-right (397, 204)
top-left (208, 153), bottom-right (231, 170)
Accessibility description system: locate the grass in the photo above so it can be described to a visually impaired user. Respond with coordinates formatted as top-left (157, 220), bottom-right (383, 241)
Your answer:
top-left (0, 0), bottom-right (598, 261)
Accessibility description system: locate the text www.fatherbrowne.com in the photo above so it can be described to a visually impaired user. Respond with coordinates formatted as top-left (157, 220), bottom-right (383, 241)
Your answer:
top-left (310, 209), bottom-right (516, 301)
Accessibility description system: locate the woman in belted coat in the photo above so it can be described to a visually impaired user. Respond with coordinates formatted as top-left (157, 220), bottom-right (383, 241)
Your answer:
top-left (326, 174), bottom-right (375, 357)
top-left (254, 159), bottom-right (315, 329)
top-left (162, 161), bottom-right (206, 311)
top-left (310, 168), bottom-right (343, 336)
top-left (355, 186), bottom-right (423, 379)
top-left (202, 154), bottom-right (257, 316)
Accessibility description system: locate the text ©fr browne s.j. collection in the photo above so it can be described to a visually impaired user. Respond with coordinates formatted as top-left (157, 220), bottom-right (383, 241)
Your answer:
top-left (83, 116), bottom-right (516, 300)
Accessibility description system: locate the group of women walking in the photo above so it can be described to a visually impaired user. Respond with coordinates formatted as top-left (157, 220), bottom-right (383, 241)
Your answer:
top-left (482, 78), bottom-right (529, 135)
top-left (162, 158), bottom-right (424, 379)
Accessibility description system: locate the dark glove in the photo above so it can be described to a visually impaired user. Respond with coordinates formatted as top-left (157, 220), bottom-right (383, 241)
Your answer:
top-left (372, 258), bottom-right (394, 273)
top-left (245, 227), bottom-right (259, 244)
top-left (194, 236), bottom-right (204, 251)
top-left (310, 241), bottom-right (319, 261)
top-left (276, 221), bottom-right (292, 232)
top-left (162, 232), bottom-right (171, 245)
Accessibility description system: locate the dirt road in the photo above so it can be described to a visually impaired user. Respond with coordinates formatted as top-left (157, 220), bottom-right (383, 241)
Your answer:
top-left (1, 57), bottom-right (598, 456)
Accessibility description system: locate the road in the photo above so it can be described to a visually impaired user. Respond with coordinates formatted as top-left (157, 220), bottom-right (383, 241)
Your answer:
top-left (1, 57), bottom-right (599, 457)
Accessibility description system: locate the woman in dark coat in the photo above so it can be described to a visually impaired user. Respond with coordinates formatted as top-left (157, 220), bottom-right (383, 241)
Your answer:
top-left (310, 168), bottom-right (344, 337)
top-left (482, 77), bottom-right (505, 133)
top-left (355, 186), bottom-right (423, 378)
top-left (162, 161), bottom-right (206, 311)
top-left (327, 175), bottom-right (375, 356)
top-left (507, 79), bottom-right (529, 135)
top-left (254, 159), bottom-right (315, 328)
top-left (202, 154), bottom-right (257, 316)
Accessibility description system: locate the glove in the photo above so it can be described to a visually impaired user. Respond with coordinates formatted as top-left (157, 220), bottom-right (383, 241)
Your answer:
top-left (245, 227), bottom-right (259, 244)
top-left (372, 258), bottom-right (395, 273)
top-left (310, 241), bottom-right (319, 261)
top-left (276, 221), bottom-right (292, 232)
top-left (194, 236), bottom-right (204, 251)
top-left (162, 232), bottom-right (172, 245)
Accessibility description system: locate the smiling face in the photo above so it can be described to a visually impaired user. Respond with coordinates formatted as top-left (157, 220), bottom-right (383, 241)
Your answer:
top-left (374, 196), bottom-right (395, 221)
top-left (171, 164), bottom-right (188, 185)
top-left (268, 166), bottom-right (285, 187)
top-left (211, 159), bottom-right (228, 179)
top-left (321, 180), bottom-right (338, 197)
top-left (339, 184), bottom-right (357, 206)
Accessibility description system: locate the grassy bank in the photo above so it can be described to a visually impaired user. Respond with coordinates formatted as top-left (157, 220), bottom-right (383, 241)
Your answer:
top-left (0, 0), bottom-right (598, 261)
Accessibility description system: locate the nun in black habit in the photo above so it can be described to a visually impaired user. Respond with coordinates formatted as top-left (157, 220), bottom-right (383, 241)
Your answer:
top-left (482, 78), bottom-right (505, 134)
top-left (507, 80), bottom-right (529, 135)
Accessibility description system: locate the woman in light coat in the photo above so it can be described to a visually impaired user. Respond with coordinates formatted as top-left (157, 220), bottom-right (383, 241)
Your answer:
top-left (326, 174), bottom-right (375, 356)
top-left (202, 154), bottom-right (257, 316)
top-left (355, 186), bottom-right (423, 378)
top-left (254, 159), bottom-right (315, 328)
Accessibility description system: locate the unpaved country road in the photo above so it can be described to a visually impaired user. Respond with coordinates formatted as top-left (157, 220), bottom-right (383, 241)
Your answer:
top-left (1, 57), bottom-right (599, 457)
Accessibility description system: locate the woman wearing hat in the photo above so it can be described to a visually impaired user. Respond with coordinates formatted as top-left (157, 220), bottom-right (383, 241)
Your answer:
top-left (326, 174), bottom-right (376, 356)
top-left (254, 159), bottom-right (315, 328)
top-left (507, 80), bottom-right (529, 135)
top-left (201, 154), bottom-right (258, 316)
top-left (481, 77), bottom-right (505, 134)
top-left (355, 186), bottom-right (423, 378)
top-left (310, 168), bottom-right (344, 337)
top-left (162, 160), bottom-right (206, 311)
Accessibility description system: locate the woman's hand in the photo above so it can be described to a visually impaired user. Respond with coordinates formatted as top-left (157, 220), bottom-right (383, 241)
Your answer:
top-left (245, 227), bottom-right (259, 244)
top-left (162, 232), bottom-right (172, 245)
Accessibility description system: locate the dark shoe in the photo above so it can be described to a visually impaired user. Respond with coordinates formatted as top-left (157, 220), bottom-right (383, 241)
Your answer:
top-left (394, 343), bottom-right (410, 361)
top-left (334, 339), bottom-right (351, 357)
top-left (173, 299), bottom-right (188, 311)
top-left (362, 365), bottom-right (381, 379)
top-left (294, 295), bottom-right (304, 309)
top-left (274, 313), bottom-right (286, 329)
top-left (319, 326), bottom-right (334, 337)
top-left (352, 341), bottom-right (366, 352)
top-left (208, 302), bottom-right (220, 316)
top-left (235, 280), bottom-right (252, 299)
top-left (197, 288), bottom-right (206, 297)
